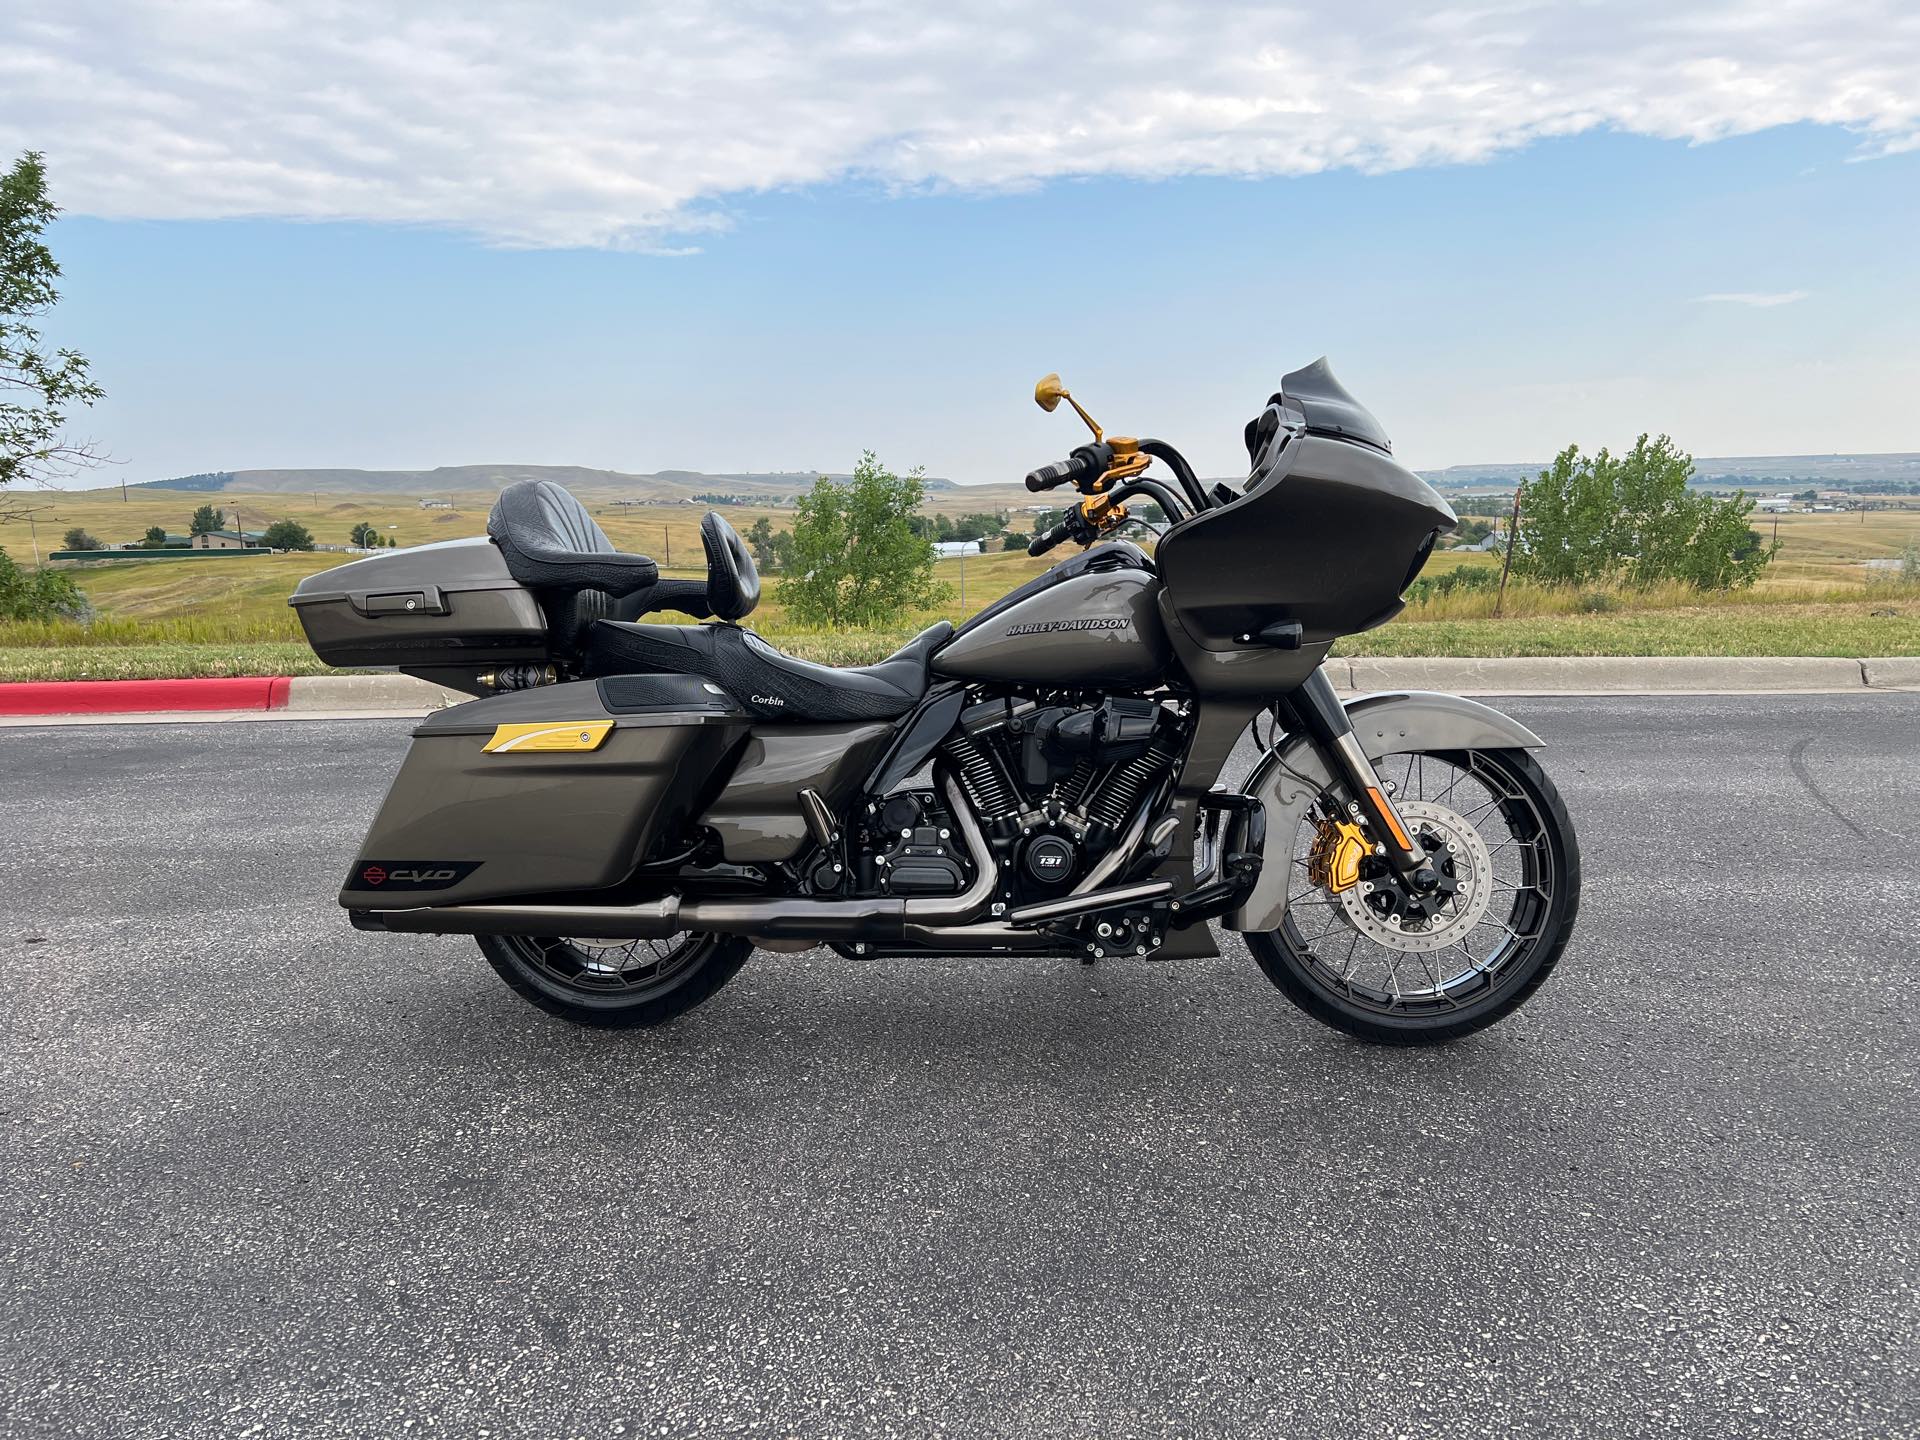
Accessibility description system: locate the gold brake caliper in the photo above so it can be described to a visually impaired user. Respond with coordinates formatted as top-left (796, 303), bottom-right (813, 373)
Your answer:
top-left (1307, 817), bottom-right (1369, 894)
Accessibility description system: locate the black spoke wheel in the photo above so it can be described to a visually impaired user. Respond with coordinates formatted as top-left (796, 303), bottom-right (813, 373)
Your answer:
top-left (1247, 747), bottom-right (1579, 1045)
top-left (477, 932), bottom-right (752, 1029)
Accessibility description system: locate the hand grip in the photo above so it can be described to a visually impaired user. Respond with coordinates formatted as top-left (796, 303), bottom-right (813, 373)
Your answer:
top-left (1027, 518), bottom-right (1073, 556)
top-left (1025, 457), bottom-right (1085, 491)
top-left (1023, 442), bottom-right (1112, 492)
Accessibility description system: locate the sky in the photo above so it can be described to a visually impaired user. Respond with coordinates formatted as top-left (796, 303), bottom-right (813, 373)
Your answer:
top-left (3, 1), bottom-right (1918, 485)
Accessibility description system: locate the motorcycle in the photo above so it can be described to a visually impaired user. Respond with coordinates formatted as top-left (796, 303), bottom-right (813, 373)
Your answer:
top-left (292, 360), bottom-right (1579, 1043)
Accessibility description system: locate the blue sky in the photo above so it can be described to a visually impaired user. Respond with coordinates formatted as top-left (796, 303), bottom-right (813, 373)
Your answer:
top-left (8, 2), bottom-right (1919, 484)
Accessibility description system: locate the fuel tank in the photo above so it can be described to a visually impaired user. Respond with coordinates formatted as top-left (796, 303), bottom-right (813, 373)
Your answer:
top-left (932, 555), bottom-right (1169, 687)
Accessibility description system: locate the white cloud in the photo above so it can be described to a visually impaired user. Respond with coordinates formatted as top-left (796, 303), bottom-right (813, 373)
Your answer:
top-left (1694, 290), bottom-right (1812, 307)
top-left (2, 1), bottom-right (1917, 248)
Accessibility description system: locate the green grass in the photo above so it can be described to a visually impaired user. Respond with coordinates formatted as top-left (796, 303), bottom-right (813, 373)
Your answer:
top-left (6, 600), bottom-right (1913, 681)
top-left (0, 642), bottom-right (333, 681)
top-left (1334, 601), bottom-right (1920, 658)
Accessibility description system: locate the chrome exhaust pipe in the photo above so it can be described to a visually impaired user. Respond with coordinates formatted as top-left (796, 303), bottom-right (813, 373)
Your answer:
top-left (1005, 879), bottom-right (1173, 926)
top-left (366, 775), bottom-right (1001, 941)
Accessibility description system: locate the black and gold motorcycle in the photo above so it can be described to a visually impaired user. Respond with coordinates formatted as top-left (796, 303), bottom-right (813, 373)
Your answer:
top-left (294, 361), bottom-right (1578, 1043)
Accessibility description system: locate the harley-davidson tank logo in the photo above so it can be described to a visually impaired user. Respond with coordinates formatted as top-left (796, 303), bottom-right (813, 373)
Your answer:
top-left (352, 860), bottom-right (481, 891)
top-left (1004, 617), bottom-right (1131, 637)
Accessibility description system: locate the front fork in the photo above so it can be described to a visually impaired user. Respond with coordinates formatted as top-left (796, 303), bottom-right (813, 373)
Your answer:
top-left (1274, 669), bottom-right (1433, 885)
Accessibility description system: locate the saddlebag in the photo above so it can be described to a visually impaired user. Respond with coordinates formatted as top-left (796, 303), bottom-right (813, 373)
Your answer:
top-left (339, 675), bottom-right (750, 909)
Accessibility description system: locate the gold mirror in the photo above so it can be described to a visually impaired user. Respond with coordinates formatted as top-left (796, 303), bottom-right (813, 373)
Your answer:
top-left (1032, 372), bottom-right (1102, 439)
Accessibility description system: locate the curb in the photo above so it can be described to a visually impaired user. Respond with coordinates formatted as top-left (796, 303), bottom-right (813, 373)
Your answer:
top-left (0, 656), bottom-right (1915, 718)
top-left (280, 675), bottom-right (471, 711)
top-left (1339, 655), bottom-right (1891, 695)
top-left (0, 676), bottom-right (292, 716)
top-left (1861, 657), bottom-right (1920, 691)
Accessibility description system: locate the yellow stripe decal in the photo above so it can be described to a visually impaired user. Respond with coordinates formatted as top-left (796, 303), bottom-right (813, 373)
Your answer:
top-left (483, 721), bottom-right (615, 754)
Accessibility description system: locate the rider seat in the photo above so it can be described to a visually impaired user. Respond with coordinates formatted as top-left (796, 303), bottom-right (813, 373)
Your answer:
top-left (588, 619), bottom-right (953, 723)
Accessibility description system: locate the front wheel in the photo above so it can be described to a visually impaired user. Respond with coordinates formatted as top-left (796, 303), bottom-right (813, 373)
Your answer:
top-left (477, 932), bottom-right (752, 1029)
top-left (1246, 747), bottom-right (1579, 1045)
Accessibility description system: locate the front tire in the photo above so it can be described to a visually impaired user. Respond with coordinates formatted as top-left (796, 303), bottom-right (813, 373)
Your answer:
top-left (478, 932), bottom-right (752, 1029)
top-left (1247, 747), bottom-right (1579, 1046)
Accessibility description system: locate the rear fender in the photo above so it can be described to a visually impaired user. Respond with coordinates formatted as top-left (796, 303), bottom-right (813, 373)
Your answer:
top-left (1224, 691), bottom-right (1544, 932)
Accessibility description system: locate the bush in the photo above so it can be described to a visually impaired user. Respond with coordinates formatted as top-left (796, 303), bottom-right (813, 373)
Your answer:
top-left (1404, 565), bottom-right (1499, 604)
top-left (1516, 435), bottom-right (1778, 590)
top-left (0, 545), bottom-right (89, 621)
top-left (1576, 590), bottom-right (1618, 613)
top-left (60, 527), bottom-right (102, 551)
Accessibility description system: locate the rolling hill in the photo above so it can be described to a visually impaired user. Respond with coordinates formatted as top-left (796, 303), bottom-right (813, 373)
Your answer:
top-left (1420, 452), bottom-right (1920, 492)
top-left (111, 451), bottom-right (1920, 504)
top-left (131, 464), bottom-right (963, 500)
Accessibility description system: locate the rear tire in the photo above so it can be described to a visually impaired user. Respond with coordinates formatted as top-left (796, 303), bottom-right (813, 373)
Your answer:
top-left (1246, 747), bottom-right (1579, 1046)
top-left (477, 932), bottom-right (752, 1029)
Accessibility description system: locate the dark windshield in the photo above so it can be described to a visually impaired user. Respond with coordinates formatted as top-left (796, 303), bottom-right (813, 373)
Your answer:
top-left (1281, 357), bottom-right (1391, 455)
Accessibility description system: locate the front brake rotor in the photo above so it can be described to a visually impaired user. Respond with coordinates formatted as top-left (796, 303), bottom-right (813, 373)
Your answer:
top-left (1335, 800), bottom-right (1495, 953)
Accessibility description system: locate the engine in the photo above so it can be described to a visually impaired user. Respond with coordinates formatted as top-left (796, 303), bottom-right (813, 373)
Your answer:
top-left (813, 690), bottom-right (1184, 917)
top-left (935, 692), bottom-right (1184, 903)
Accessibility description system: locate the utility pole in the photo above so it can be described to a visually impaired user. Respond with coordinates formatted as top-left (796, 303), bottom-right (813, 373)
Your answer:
top-left (1494, 485), bottom-right (1523, 619)
top-left (7, 505), bottom-right (55, 564)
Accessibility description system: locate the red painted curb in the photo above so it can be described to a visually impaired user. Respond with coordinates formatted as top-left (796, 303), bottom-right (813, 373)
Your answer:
top-left (0, 677), bottom-right (294, 716)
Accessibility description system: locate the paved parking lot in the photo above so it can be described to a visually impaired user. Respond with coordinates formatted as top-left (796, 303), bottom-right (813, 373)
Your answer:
top-left (2, 694), bottom-right (1915, 1438)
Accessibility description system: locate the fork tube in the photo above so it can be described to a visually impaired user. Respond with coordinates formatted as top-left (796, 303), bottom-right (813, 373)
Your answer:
top-left (1274, 667), bottom-right (1427, 877)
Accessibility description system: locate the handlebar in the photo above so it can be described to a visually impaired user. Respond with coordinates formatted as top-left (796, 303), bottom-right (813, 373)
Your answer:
top-left (1027, 475), bottom-right (1198, 558)
top-left (1027, 516), bottom-right (1079, 557)
top-left (1019, 434), bottom-right (1208, 557)
top-left (1025, 442), bottom-right (1112, 492)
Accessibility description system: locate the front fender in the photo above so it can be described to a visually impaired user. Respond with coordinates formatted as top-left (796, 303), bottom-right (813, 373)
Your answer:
top-left (1224, 691), bottom-right (1545, 933)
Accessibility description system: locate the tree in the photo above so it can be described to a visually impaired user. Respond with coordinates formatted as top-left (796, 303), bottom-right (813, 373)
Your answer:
top-left (1514, 435), bottom-right (1777, 590)
top-left (1002, 532), bottom-right (1030, 551)
top-left (1452, 518), bottom-right (1494, 546)
top-left (142, 525), bottom-right (167, 549)
top-left (60, 526), bottom-right (101, 551)
top-left (1, 153), bottom-right (105, 521)
top-left (349, 520), bottom-right (381, 548)
top-left (0, 544), bottom-right (87, 620)
top-left (189, 504), bottom-right (225, 536)
top-left (746, 516), bottom-right (793, 573)
top-left (782, 452), bottom-right (948, 627)
top-left (950, 510), bottom-right (1008, 543)
top-left (1510, 446), bottom-right (1618, 587)
top-left (261, 518), bottom-right (314, 551)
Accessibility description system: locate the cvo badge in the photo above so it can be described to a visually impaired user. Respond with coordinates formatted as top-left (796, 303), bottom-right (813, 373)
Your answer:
top-left (352, 860), bottom-right (482, 891)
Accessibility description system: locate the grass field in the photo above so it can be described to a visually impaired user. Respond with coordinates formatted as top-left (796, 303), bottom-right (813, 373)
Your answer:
top-left (1, 489), bottom-right (1915, 680)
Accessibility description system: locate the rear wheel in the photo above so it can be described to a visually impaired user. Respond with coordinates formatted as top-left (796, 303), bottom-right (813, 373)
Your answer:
top-left (1247, 747), bottom-right (1579, 1045)
top-left (477, 932), bottom-right (752, 1029)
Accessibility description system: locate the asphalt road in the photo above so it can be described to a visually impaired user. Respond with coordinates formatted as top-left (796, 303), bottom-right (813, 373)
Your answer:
top-left (2, 695), bottom-right (1916, 1439)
